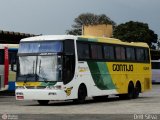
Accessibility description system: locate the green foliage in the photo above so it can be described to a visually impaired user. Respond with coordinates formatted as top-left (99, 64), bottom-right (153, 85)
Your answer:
top-left (66, 13), bottom-right (116, 35)
top-left (113, 21), bottom-right (158, 48)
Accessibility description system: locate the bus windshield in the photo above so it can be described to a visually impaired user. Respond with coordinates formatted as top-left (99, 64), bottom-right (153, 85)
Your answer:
top-left (18, 55), bottom-right (62, 82)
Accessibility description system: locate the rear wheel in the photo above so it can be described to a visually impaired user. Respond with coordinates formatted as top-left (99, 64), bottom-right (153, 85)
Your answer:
top-left (127, 82), bottom-right (134, 99)
top-left (133, 82), bottom-right (141, 99)
top-left (37, 100), bottom-right (49, 105)
top-left (119, 82), bottom-right (134, 100)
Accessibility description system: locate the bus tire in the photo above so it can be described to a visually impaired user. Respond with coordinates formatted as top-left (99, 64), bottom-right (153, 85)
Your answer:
top-left (119, 82), bottom-right (134, 100)
top-left (37, 100), bottom-right (49, 105)
top-left (127, 82), bottom-right (134, 99)
top-left (133, 81), bottom-right (141, 99)
top-left (77, 84), bottom-right (87, 104)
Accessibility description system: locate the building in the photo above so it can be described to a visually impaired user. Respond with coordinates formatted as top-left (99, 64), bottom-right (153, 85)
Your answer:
top-left (0, 30), bottom-right (36, 44)
top-left (83, 24), bottom-right (113, 37)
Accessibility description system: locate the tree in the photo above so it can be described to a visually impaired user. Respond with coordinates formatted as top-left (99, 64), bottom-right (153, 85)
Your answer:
top-left (66, 13), bottom-right (116, 35)
top-left (113, 21), bottom-right (158, 48)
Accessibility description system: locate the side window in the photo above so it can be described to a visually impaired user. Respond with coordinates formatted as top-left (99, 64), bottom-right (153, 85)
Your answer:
top-left (9, 50), bottom-right (17, 64)
top-left (103, 45), bottom-right (115, 60)
top-left (64, 40), bottom-right (75, 55)
top-left (136, 48), bottom-right (145, 61)
top-left (77, 42), bottom-right (90, 60)
top-left (144, 49), bottom-right (150, 62)
top-left (91, 44), bottom-right (103, 59)
top-left (126, 47), bottom-right (135, 61)
top-left (0, 49), bottom-right (4, 65)
top-left (115, 46), bottom-right (126, 60)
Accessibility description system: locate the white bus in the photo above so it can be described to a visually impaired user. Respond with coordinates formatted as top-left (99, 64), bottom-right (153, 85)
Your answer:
top-left (15, 35), bottom-right (151, 105)
top-left (152, 59), bottom-right (160, 83)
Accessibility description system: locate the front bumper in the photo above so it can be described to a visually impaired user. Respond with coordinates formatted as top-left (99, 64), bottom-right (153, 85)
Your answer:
top-left (15, 89), bottom-right (69, 101)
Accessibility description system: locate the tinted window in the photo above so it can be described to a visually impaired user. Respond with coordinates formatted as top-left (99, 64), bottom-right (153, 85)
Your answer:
top-left (0, 49), bottom-right (4, 64)
top-left (152, 62), bottom-right (160, 69)
top-left (9, 50), bottom-right (17, 64)
top-left (115, 46), bottom-right (126, 60)
top-left (144, 49), bottom-right (150, 61)
top-left (126, 47), bottom-right (135, 61)
top-left (136, 48), bottom-right (145, 61)
top-left (77, 42), bottom-right (90, 59)
top-left (91, 44), bottom-right (103, 59)
top-left (64, 40), bottom-right (75, 55)
top-left (103, 45), bottom-right (115, 60)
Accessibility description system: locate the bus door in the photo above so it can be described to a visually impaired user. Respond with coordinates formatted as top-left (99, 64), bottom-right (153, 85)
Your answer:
top-left (62, 40), bottom-right (75, 85)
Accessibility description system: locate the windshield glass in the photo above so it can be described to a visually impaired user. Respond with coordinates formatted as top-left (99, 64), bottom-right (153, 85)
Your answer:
top-left (37, 55), bottom-right (58, 81)
top-left (18, 55), bottom-right (62, 82)
top-left (19, 56), bottom-right (36, 75)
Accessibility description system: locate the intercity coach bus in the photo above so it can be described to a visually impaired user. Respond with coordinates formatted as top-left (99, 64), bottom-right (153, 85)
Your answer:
top-left (15, 35), bottom-right (151, 105)
top-left (0, 44), bottom-right (18, 91)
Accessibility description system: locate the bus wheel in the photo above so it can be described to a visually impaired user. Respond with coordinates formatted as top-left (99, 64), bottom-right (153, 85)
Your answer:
top-left (77, 84), bottom-right (87, 104)
top-left (127, 82), bottom-right (134, 99)
top-left (37, 100), bottom-right (49, 105)
top-left (134, 82), bottom-right (141, 99)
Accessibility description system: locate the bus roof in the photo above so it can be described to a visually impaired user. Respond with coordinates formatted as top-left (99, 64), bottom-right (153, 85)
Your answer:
top-left (20, 35), bottom-right (76, 42)
top-left (20, 35), bottom-right (149, 48)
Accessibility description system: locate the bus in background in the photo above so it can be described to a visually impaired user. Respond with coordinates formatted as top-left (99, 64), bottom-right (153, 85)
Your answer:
top-left (15, 35), bottom-right (151, 105)
top-left (8, 44), bottom-right (19, 90)
top-left (152, 59), bottom-right (160, 83)
top-left (0, 44), bottom-right (18, 91)
top-left (151, 50), bottom-right (160, 83)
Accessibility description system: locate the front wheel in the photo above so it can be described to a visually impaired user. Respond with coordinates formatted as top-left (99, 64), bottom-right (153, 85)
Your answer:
top-left (37, 100), bottom-right (49, 105)
top-left (76, 85), bottom-right (87, 104)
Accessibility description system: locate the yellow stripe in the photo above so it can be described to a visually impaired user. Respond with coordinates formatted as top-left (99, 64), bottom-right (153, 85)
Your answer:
top-left (16, 82), bottom-right (42, 86)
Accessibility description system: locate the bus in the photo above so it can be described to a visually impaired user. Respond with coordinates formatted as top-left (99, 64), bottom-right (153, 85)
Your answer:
top-left (15, 35), bottom-right (151, 105)
top-left (152, 59), bottom-right (160, 83)
top-left (0, 44), bottom-right (18, 91)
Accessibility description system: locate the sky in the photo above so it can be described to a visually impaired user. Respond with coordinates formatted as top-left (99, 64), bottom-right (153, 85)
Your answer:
top-left (0, 0), bottom-right (159, 37)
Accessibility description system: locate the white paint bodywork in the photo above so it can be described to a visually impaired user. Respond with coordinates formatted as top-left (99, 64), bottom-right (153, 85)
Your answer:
top-left (16, 35), bottom-right (118, 101)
